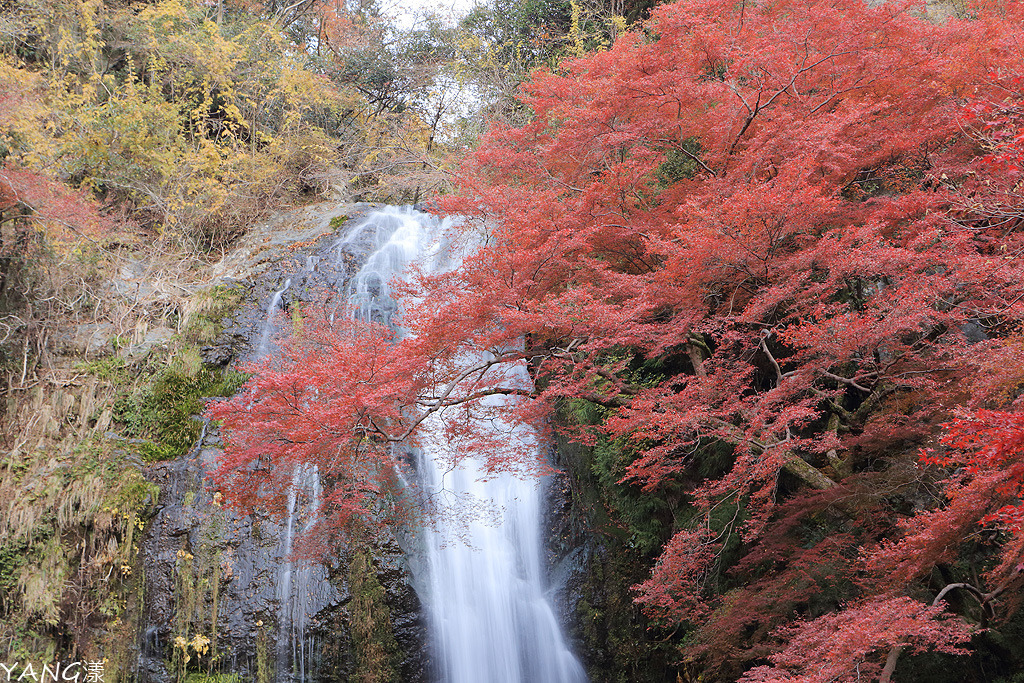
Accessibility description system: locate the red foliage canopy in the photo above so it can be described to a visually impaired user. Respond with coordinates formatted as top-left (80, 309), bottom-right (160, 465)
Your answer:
top-left (212, 0), bottom-right (1024, 676)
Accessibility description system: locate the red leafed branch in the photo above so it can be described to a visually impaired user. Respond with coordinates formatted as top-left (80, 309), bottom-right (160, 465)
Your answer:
top-left (869, 411), bottom-right (1024, 593)
top-left (0, 162), bottom-right (112, 242)
top-left (206, 315), bottom-right (412, 530)
top-left (739, 596), bottom-right (973, 683)
top-left (206, 304), bottom-right (554, 541)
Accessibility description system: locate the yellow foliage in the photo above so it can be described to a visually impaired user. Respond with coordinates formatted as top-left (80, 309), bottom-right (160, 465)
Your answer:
top-left (189, 633), bottom-right (211, 655)
top-left (2, 0), bottom-right (478, 250)
top-left (1, 0), bottom-right (375, 250)
top-left (569, 0), bottom-right (584, 58)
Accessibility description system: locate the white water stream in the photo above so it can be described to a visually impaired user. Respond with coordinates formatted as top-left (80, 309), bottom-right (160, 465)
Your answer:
top-left (257, 278), bottom-right (291, 358)
top-left (337, 207), bottom-right (588, 683)
top-left (255, 207), bottom-right (585, 682)
top-left (274, 464), bottom-right (323, 683)
top-left (256, 280), bottom-right (326, 683)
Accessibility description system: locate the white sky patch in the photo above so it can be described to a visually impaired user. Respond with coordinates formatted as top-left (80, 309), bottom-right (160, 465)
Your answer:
top-left (381, 0), bottom-right (478, 30)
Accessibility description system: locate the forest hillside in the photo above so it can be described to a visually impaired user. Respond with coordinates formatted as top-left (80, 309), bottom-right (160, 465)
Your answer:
top-left (4, 0), bottom-right (1024, 682)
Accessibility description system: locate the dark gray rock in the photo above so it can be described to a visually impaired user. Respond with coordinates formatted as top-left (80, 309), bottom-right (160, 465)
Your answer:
top-left (961, 320), bottom-right (989, 344)
top-left (543, 466), bottom-right (592, 662)
top-left (139, 437), bottom-right (342, 683)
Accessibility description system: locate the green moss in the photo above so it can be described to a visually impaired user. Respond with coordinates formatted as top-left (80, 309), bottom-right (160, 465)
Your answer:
top-left (114, 352), bottom-right (247, 461)
top-left (329, 215), bottom-right (347, 229)
top-left (109, 472), bottom-right (161, 511)
top-left (655, 137), bottom-right (703, 186)
top-left (0, 438), bottom-right (157, 665)
top-left (561, 398), bottom-right (675, 554)
top-left (0, 540), bottom-right (29, 609)
top-left (576, 542), bottom-right (677, 682)
top-left (255, 621), bottom-right (271, 683)
top-left (555, 399), bottom-right (683, 681)
top-left (170, 504), bottom-right (230, 683)
top-left (591, 435), bottom-right (672, 554)
top-left (100, 560), bottom-right (146, 683)
top-left (185, 674), bottom-right (240, 683)
top-left (348, 550), bottom-right (399, 683)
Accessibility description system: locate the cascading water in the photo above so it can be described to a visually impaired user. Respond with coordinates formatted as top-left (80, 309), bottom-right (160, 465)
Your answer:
top-left (274, 464), bottom-right (324, 683)
top-left (256, 278), bottom-right (328, 683)
top-left (415, 393), bottom-right (587, 683)
top-left (334, 208), bottom-right (424, 325)
top-left (335, 206), bottom-right (588, 683)
top-left (257, 278), bottom-right (291, 358)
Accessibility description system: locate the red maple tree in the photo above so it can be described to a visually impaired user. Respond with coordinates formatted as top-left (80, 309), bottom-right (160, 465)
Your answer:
top-left (211, 0), bottom-right (1024, 676)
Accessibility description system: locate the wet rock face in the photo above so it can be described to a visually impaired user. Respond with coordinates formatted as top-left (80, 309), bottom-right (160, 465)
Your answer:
top-left (139, 438), bottom-right (340, 683)
top-left (544, 438), bottom-right (676, 683)
top-left (138, 202), bottom-right (427, 683)
top-left (197, 203), bottom-right (371, 369)
top-left (371, 532), bottom-right (430, 683)
top-left (543, 466), bottom-right (593, 665)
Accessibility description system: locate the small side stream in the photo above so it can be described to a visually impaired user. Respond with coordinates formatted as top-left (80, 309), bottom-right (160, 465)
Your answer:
top-left (137, 204), bottom-right (427, 683)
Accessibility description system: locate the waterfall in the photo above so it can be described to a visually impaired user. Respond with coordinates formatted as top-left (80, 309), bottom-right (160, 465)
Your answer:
top-left (274, 463), bottom-right (324, 683)
top-left (415, 385), bottom-right (587, 683)
top-left (256, 279), bottom-right (327, 683)
top-left (337, 206), bottom-right (588, 683)
top-left (333, 207), bottom-right (425, 325)
top-left (257, 278), bottom-right (291, 358)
